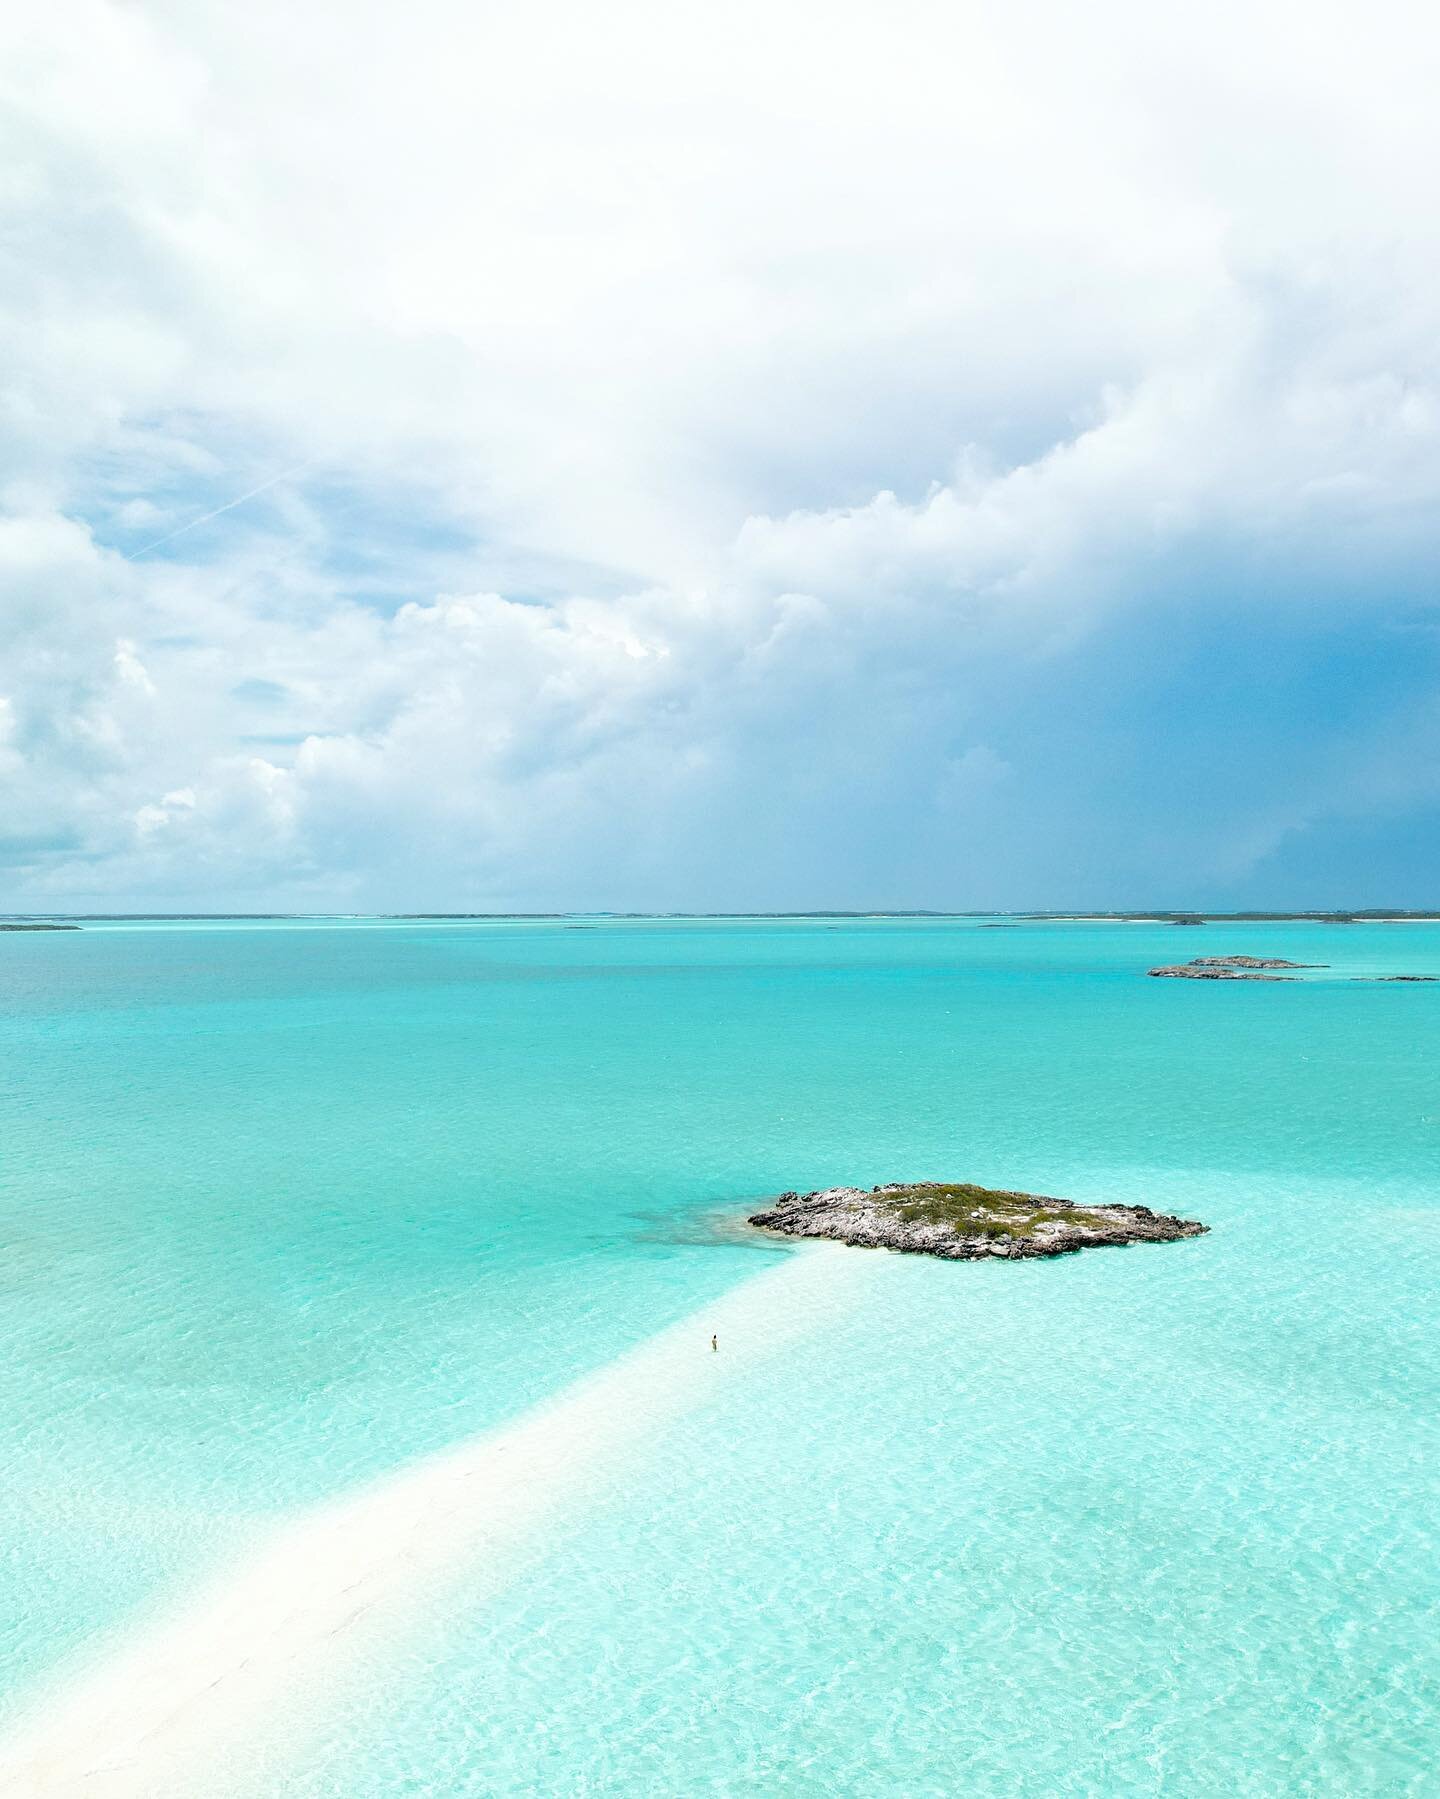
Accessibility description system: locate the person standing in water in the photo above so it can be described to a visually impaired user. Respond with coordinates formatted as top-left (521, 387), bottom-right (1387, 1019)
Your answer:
top-left (711, 1334), bottom-right (718, 1353)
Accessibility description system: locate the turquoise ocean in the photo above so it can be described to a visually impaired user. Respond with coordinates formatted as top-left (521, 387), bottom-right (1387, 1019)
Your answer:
top-left (2, 918), bottom-right (1438, 1794)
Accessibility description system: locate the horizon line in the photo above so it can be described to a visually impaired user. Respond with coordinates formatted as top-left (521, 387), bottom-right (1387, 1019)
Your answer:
top-left (6, 909), bottom-right (1440, 923)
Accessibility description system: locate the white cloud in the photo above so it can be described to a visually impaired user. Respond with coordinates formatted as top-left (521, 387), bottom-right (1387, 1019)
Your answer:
top-left (3, 2), bottom-right (1440, 907)
top-left (134, 786), bottom-right (194, 835)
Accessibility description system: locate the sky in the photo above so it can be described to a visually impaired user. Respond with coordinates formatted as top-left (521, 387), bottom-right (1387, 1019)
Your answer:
top-left (3, 0), bottom-right (1440, 912)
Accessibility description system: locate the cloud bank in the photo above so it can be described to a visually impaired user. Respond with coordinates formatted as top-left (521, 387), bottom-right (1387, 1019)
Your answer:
top-left (3, 0), bottom-right (1439, 909)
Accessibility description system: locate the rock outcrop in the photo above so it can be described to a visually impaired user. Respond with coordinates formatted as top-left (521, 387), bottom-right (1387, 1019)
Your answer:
top-left (1149, 954), bottom-right (1436, 983)
top-left (1147, 954), bottom-right (1319, 980)
top-left (749, 1182), bottom-right (1207, 1261)
top-left (1190, 955), bottom-right (1317, 968)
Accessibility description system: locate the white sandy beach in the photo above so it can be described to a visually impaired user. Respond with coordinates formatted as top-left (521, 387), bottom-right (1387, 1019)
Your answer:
top-left (0, 1243), bottom-right (857, 1799)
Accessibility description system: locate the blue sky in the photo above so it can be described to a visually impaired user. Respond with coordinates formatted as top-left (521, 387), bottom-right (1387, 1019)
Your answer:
top-left (2, 1), bottom-right (1439, 909)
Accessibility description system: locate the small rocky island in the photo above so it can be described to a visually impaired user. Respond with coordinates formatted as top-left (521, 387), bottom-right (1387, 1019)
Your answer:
top-left (1146, 954), bottom-right (1436, 983)
top-left (750, 1182), bottom-right (1207, 1260)
top-left (1147, 955), bottom-right (1318, 980)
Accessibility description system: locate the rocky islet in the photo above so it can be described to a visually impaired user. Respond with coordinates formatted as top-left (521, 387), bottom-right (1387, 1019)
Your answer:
top-left (750, 1182), bottom-right (1207, 1261)
top-left (1146, 953), bottom-right (1435, 983)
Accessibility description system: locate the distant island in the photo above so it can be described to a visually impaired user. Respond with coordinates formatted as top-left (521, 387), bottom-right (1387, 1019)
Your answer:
top-left (4, 909), bottom-right (1440, 925)
top-left (0, 922), bottom-right (80, 932)
top-left (1022, 910), bottom-right (1440, 923)
top-left (1147, 954), bottom-right (1435, 983)
top-left (750, 1182), bottom-right (1207, 1260)
top-left (1148, 955), bottom-right (1317, 980)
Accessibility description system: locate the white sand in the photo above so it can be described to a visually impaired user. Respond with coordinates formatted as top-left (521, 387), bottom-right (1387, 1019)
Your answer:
top-left (0, 1243), bottom-right (857, 1798)
top-left (1046, 916), bottom-right (1170, 923)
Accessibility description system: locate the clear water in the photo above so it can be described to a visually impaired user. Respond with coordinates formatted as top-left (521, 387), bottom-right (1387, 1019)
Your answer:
top-left (3, 919), bottom-right (1439, 1793)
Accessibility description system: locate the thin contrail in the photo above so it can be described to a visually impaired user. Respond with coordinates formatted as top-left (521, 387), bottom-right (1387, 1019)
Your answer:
top-left (124, 463), bottom-right (309, 559)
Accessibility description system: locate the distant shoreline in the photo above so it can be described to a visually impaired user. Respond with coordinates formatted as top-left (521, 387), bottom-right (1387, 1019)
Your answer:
top-left (6, 910), bottom-right (1440, 925)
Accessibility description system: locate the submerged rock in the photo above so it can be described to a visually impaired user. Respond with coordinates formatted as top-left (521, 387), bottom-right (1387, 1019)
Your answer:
top-left (750, 1182), bottom-right (1207, 1261)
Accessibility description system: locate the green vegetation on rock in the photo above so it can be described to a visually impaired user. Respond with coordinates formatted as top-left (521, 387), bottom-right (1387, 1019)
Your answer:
top-left (884, 1181), bottom-right (1109, 1240)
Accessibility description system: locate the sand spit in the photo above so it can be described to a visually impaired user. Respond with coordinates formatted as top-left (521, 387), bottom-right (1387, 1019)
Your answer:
top-left (0, 1244), bottom-right (856, 1798)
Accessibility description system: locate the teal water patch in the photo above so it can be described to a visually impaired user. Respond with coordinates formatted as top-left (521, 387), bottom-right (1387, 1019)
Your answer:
top-left (269, 1172), bottom-right (1440, 1796)
top-left (3, 920), bottom-right (1439, 1790)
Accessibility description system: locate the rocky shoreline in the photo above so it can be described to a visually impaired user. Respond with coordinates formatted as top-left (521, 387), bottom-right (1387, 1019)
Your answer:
top-left (1146, 953), bottom-right (1435, 983)
top-left (1147, 955), bottom-right (1317, 980)
top-left (749, 1182), bottom-right (1207, 1261)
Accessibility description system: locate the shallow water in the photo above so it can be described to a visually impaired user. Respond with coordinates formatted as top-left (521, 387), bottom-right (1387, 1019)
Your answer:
top-left (3, 919), bottom-right (1439, 1792)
